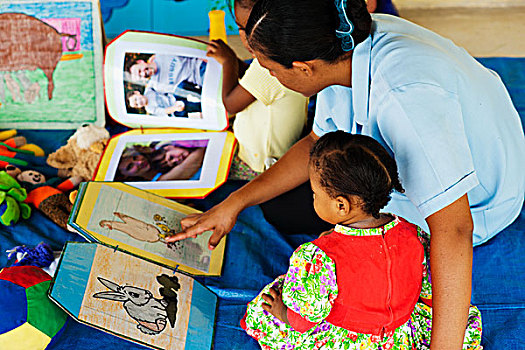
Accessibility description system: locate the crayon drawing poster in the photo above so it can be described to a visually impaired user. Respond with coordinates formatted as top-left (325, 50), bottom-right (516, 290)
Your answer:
top-left (75, 182), bottom-right (224, 275)
top-left (0, 0), bottom-right (104, 128)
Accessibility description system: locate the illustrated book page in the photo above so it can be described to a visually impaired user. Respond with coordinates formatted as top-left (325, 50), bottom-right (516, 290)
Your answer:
top-left (69, 181), bottom-right (226, 276)
top-left (49, 242), bottom-right (217, 350)
top-left (92, 128), bottom-right (236, 198)
top-left (0, 0), bottom-right (104, 129)
top-left (104, 30), bottom-right (227, 130)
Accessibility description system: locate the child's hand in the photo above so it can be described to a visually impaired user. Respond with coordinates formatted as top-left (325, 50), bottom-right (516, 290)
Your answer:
top-left (207, 39), bottom-right (237, 66)
top-left (174, 100), bottom-right (185, 112)
top-left (165, 101), bottom-right (185, 115)
top-left (99, 220), bottom-right (112, 229)
top-left (262, 287), bottom-right (290, 325)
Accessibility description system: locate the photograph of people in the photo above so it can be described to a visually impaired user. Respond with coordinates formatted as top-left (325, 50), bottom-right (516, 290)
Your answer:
top-left (127, 52), bottom-right (206, 89)
top-left (114, 139), bottom-right (209, 182)
top-left (123, 52), bottom-right (206, 118)
top-left (126, 86), bottom-right (203, 119)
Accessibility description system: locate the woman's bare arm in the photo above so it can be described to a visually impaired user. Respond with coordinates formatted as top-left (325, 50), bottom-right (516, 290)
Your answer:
top-left (166, 131), bottom-right (320, 248)
top-left (426, 194), bottom-right (473, 350)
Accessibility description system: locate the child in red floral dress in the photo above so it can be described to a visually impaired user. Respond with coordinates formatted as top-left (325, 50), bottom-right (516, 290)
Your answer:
top-left (241, 131), bottom-right (483, 349)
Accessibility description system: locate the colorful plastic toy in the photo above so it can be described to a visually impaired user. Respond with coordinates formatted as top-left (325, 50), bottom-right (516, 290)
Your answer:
top-left (209, 10), bottom-right (228, 43)
top-left (0, 171), bottom-right (31, 226)
top-left (0, 265), bottom-right (67, 349)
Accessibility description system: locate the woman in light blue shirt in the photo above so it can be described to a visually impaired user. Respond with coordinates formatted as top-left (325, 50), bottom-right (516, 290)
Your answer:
top-left (170, 0), bottom-right (525, 347)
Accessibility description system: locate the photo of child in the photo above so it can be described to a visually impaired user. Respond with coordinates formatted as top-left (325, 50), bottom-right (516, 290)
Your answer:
top-left (114, 139), bottom-right (209, 182)
top-left (123, 52), bottom-right (207, 118)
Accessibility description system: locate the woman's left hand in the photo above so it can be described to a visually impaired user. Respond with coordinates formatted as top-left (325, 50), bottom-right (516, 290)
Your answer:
top-left (164, 101), bottom-right (186, 114)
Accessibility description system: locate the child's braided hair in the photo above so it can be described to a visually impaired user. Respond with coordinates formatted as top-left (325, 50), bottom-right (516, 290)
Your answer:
top-left (309, 131), bottom-right (404, 218)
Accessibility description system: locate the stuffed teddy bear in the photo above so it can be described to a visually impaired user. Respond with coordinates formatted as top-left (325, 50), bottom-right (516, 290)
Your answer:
top-left (46, 124), bottom-right (110, 181)
top-left (16, 169), bottom-right (82, 229)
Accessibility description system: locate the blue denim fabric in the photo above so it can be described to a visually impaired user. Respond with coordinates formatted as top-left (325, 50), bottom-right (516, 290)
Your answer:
top-left (472, 206), bottom-right (525, 346)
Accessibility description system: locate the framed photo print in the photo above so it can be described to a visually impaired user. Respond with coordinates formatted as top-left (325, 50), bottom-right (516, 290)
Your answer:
top-left (93, 128), bottom-right (236, 198)
top-left (104, 30), bottom-right (228, 130)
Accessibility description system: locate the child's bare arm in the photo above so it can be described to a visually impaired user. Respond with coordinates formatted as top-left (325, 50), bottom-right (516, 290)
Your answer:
top-left (223, 84), bottom-right (256, 115)
top-left (207, 39), bottom-right (255, 115)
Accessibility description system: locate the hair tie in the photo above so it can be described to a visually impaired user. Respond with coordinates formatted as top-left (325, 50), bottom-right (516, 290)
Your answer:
top-left (334, 0), bottom-right (355, 51)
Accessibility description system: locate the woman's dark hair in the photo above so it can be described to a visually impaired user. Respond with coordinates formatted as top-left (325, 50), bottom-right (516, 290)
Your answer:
top-left (310, 131), bottom-right (404, 218)
top-left (245, 0), bottom-right (371, 68)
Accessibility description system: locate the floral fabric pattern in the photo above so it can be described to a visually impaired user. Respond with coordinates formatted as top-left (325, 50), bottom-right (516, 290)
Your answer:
top-left (242, 218), bottom-right (483, 349)
top-left (282, 242), bottom-right (338, 323)
top-left (228, 153), bottom-right (261, 181)
top-left (409, 302), bottom-right (483, 350)
top-left (417, 227), bottom-right (432, 300)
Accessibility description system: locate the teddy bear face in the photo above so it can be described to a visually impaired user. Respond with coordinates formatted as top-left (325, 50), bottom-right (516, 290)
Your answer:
top-left (18, 170), bottom-right (46, 184)
top-left (72, 124), bottom-right (110, 149)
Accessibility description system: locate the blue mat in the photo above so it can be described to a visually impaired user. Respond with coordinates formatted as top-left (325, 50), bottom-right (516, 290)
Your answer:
top-left (1, 57), bottom-right (524, 349)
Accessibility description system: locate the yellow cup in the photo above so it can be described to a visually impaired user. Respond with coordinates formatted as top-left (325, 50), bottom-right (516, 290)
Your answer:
top-left (209, 10), bottom-right (228, 43)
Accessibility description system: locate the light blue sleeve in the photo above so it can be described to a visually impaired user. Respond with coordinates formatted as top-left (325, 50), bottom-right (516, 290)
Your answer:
top-left (375, 83), bottom-right (479, 218)
top-left (178, 56), bottom-right (204, 85)
top-left (313, 85), bottom-right (354, 136)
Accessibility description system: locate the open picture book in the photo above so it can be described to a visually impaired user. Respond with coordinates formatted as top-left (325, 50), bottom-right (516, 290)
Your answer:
top-left (49, 242), bottom-right (217, 350)
top-left (97, 30), bottom-right (236, 198)
top-left (69, 181), bottom-right (226, 276)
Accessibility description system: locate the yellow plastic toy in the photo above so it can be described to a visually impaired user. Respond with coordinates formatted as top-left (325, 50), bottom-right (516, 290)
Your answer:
top-left (0, 130), bottom-right (17, 140)
top-left (0, 130), bottom-right (44, 156)
top-left (209, 10), bottom-right (228, 43)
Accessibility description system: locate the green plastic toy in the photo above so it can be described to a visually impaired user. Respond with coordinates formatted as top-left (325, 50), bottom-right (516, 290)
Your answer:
top-left (0, 171), bottom-right (31, 225)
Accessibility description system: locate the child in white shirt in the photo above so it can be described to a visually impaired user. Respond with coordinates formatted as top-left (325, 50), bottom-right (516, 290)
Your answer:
top-left (206, 0), bottom-right (308, 180)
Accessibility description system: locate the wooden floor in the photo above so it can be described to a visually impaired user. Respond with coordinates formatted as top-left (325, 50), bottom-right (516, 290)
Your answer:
top-left (399, 6), bottom-right (525, 57)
